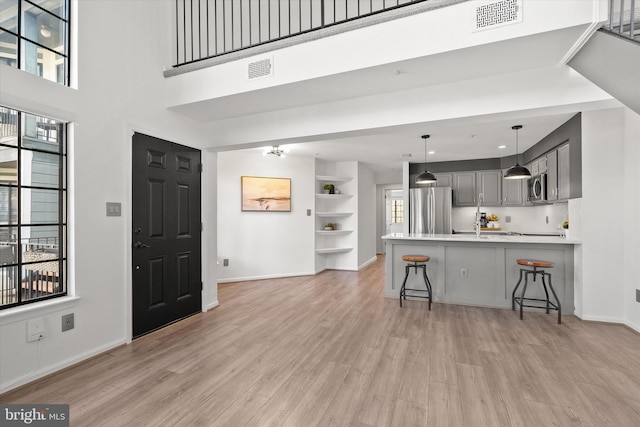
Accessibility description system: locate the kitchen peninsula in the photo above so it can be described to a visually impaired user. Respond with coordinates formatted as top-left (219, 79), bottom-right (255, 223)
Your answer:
top-left (382, 233), bottom-right (580, 313)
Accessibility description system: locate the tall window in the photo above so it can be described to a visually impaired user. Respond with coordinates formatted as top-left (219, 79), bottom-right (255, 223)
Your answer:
top-left (0, 0), bottom-right (69, 85)
top-left (0, 106), bottom-right (67, 309)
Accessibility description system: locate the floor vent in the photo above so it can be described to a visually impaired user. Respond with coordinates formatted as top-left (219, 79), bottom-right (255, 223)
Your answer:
top-left (248, 57), bottom-right (274, 80)
top-left (472, 0), bottom-right (522, 32)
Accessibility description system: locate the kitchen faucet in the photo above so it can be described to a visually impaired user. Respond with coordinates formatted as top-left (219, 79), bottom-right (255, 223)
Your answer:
top-left (476, 192), bottom-right (484, 238)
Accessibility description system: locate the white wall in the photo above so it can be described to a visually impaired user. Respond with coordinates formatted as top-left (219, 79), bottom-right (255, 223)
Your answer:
top-left (579, 108), bottom-right (626, 323)
top-left (358, 164), bottom-right (377, 268)
top-left (0, 0), bottom-right (216, 392)
top-left (217, 151), bottom-right (315, 282)
top-left (622, 109), bottom-right (640, 331)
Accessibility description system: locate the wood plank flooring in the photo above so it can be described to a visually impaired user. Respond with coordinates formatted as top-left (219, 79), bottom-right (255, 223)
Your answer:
top-left (3, 255), bottom-right (640, 426)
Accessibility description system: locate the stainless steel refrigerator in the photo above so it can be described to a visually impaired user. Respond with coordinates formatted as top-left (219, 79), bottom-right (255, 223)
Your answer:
top-left (409, 187), bottom-right (453, 234)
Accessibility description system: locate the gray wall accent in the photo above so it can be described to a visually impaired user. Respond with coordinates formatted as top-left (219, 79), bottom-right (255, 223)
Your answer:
top-left (569, 30), bottom-right (640, 116)
top-left (523, 113), bottom-right (582, 199)
top-left (409, 158), bottom-right (502, 174)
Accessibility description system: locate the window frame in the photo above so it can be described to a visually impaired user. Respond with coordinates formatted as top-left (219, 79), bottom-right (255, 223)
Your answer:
top-left (0, 106), bottom-right (67, 310)
top-left (0, 0), bottom-right (70, 85)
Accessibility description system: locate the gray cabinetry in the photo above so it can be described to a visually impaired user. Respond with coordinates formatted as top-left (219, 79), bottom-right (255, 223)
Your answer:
top-left (478, 170), bottom-right (501, 206)
top-left (557, 143), bottom-right (570, 200)
top-left (434, 172), bottom-right (453, 188)
top-left (453, 171), bottom-right (477, 206)
top-left (546, 150), bottom-right (558, 201)
top-left (501, 168), bottom-right (525, 205)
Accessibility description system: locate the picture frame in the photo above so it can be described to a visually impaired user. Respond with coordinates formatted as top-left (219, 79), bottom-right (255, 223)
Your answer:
top-left (241, 176), bottom-right (291, 212)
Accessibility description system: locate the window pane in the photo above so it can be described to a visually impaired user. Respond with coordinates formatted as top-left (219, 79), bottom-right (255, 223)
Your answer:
top-left (22, 39), bottom-right (65, 84)
top-left (0, 0), bottom-right (18, 32)
top-left (22, 188), bottom-right (60, 224)
top-left (0, 187), bottom-right (18, 224)
top-left (0, 147), bottom-right (18, 184)
top-left (21, 3), bottom-right (65, 52)
top-left (28, 0), bottom-right (66, 19)
top-left (0, 30), bottom-right (18, 68)
top-left (0, 265), bottom-right (18, 306)
top-left (0, 108), bottom-right (19, 146)
top-left (21, 151), bottom-right (60, 189)
top-left (22, 113), bottom-right (61, 152)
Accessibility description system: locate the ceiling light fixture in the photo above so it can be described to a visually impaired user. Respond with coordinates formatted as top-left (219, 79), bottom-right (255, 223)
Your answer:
top-left (40, 25), bottom-right (51, 38)
top-left (415, 135), bottom-right (437, 184)
top-left (263, 145), bottom-right (288, 158)
top-left (503, 125), bottom-right (531, 180)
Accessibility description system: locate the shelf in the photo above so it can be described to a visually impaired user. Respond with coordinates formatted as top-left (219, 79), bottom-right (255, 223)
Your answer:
top-left (316, 175), bottom-right (353, 183)
top-left (316, 212), bottom-right (353, 217)
top-left (316, 247), bottom-right (353, 254)
top-left (316, 230), bottom-right (353, 235)
top-left (316, 193), bottom-right (353, 199)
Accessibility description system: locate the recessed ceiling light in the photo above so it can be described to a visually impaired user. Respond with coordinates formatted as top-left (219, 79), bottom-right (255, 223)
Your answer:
top-left (428, 151), bottom-right (435, 154)
top-left (498, 145), bottom-right (507, 149)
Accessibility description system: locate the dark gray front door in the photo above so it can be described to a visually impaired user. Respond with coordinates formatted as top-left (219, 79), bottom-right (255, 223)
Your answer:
top-left (132, 133), bottom-right (202, 338)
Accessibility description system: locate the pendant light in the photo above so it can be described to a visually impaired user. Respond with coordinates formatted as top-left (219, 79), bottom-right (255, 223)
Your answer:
top-left (415, 134), bottom-right (437, 184)
top-left (504, 125), bottom-right (531, 180)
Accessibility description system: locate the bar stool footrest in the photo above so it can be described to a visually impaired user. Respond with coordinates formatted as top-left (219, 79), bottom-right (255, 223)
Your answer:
top-left (514, 297), bottom-right (559, 311)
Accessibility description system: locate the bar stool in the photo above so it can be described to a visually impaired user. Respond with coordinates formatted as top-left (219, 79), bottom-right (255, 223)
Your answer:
top-left (399, 255), bottom-right (432, 310)
top-left (512, 259), bottom-right (561, 324)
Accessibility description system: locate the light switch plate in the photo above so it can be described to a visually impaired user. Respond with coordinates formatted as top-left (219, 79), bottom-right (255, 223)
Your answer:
top-left (106, 202), bottom-right (121, 217)
top-left (636, 289), bottom-right (640, 303)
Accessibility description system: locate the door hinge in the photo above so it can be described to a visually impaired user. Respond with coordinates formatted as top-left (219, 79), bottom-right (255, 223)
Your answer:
top-left (198, 163), bottom-right (203, 173)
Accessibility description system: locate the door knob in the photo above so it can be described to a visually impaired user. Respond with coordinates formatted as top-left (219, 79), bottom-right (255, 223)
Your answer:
top-left (134, 242), bottom-right (151, 249)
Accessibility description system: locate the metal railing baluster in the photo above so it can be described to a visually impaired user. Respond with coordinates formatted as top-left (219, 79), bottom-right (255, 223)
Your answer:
top-left (174, 0), bottom-right (441, 67)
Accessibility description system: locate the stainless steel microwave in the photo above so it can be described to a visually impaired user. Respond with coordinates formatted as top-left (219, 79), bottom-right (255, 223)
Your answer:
top-left (528, 173), bottom-right (547, 202)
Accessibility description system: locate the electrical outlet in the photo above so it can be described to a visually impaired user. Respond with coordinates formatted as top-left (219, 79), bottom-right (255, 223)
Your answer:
top-left (223, 259), bottom-right (229, 267)
top-left (62, 313), bottom-right (74, 332)
top-left (505, 216), bottom-right (511, 223)
top-left (27, 318), bottom-right (45, 342)
top-left (460, 268), bottom-right (468, 279)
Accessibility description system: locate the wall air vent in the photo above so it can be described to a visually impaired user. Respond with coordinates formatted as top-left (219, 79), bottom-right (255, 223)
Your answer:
top-left (472, 0), bottom-right (522, 32)
top-left (247, 57), bottom-right (274, 80)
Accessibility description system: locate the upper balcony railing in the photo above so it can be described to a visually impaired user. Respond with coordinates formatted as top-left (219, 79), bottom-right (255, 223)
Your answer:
top-left (603, 0), bottom-right (639, 41)
top-left (173, 0), bottom-right (434, 68)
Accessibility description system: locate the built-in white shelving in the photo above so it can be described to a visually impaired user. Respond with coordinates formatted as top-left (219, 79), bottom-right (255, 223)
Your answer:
top-left (315, 230), bottom-right (353, 235)
top-left (316, 212), bottom-right (353, 217)
top-left (315, 173), bottom-right (355, 259)
top-left (316, 247), bottom-right (353, 254)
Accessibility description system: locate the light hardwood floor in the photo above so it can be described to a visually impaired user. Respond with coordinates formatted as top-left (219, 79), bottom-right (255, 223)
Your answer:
top-left (3, 255), bottom-right (640, 426)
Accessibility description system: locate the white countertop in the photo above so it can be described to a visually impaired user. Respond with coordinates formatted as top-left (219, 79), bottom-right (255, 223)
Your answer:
top-left (382, 233), bottom-right (580, 244)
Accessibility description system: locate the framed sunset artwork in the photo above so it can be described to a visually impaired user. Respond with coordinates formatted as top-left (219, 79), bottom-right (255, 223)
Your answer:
top-left (241, 176), bottom-right (291, 212)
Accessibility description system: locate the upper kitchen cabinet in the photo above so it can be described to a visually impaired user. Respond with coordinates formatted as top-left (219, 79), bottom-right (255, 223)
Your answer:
top-left (453, 170), bottom-right (502, 206)
top-left (453, 171), bottom-right (477, 206)
top-left (434, 172), bottom-right (453, 188)
top-left (546, 150), bottom-right (558, 201)
top-left (557, 143), bottom-right (571, 200)
top-left (478, 170), bottom-right (501, 206)
top-left (501, 168), bottom-right (525, 205)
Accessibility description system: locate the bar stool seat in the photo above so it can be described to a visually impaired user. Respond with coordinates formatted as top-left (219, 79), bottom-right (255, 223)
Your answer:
top-left (399, 255), bottom-right (432, 310)
top-left (512, 258), bottom-right (561, 323)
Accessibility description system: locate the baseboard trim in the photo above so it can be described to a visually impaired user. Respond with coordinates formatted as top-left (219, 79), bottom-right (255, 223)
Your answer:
top-left (218, 271), bottom-right (315, 283)
top-left (574, 314), bottom-right (626, 324)
top-left (207, 300), bottom-right (220, 311)
top-left (0, 337), bottom-right (127, 394)
top-left (359, 256), bottom-right (378, 270)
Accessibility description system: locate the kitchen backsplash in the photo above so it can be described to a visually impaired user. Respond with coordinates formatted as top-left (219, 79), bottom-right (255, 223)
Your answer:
top-left (452, 202), bottom-right (569, 233)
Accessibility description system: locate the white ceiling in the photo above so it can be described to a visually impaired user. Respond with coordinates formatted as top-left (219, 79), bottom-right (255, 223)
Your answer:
top-left (240, 111), bottom-right (577, 173)
top-left (182, 18), bottom-right (612, 174)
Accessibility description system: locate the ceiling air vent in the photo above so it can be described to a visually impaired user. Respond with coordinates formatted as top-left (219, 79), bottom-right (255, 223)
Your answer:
top-left (472, 0), bottom-right (522, 32)
top-left (247, 57), bottom-right (274, 81)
